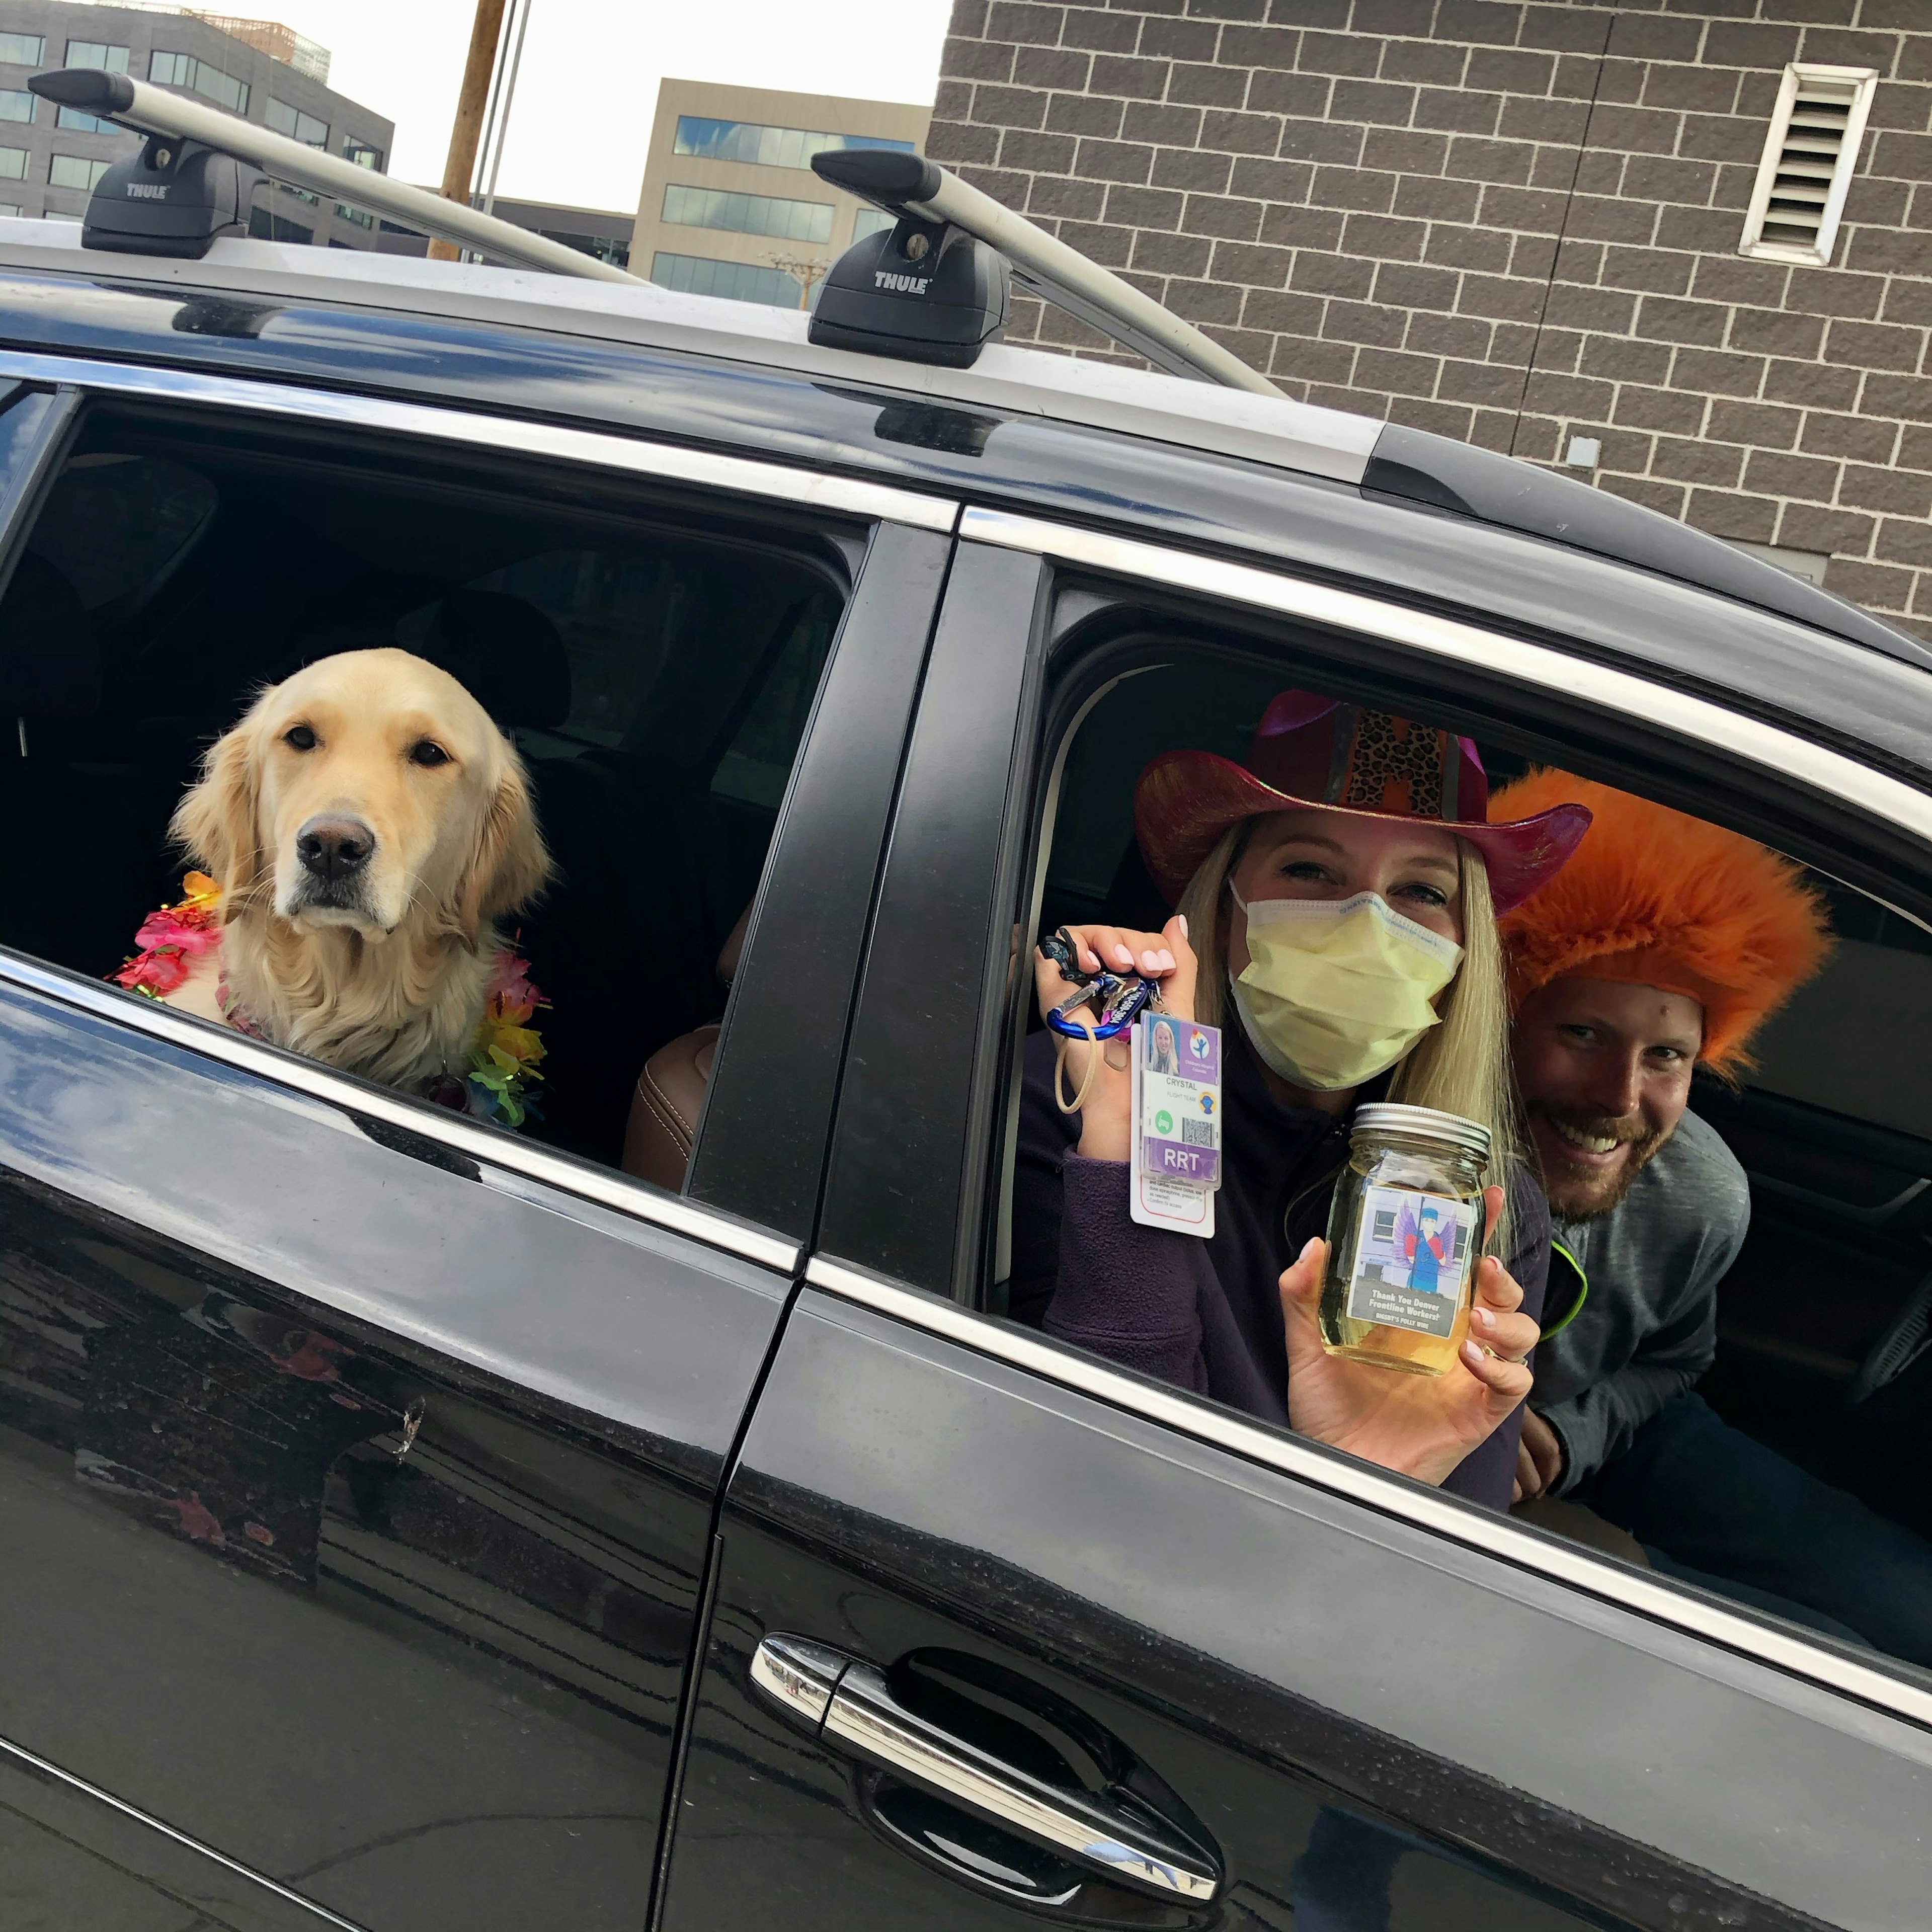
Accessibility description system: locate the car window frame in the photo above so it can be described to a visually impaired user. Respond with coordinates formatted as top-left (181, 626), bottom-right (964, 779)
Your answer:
top-left (814, 500), bottom-right (1932, 1736)
top-left (0, 350), bottom-right (963, 1275)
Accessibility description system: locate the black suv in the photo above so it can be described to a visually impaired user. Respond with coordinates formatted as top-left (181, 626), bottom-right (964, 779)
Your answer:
top-left (2, 176), bottom-right (1931, 1932)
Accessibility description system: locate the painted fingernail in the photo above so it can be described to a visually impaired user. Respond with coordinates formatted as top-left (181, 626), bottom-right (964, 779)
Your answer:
top-left (1157, 949), bottom-right (1175, 971)
top-left (1472, 1307), bottom-right (1494, 1331)
top-left (1113, 945), bottom-right (1134, 968)
top-left (1463, 1340), bottom-right (1486, 1367)
top-left (1176, 914), bottom-right (1188, 939)
top-left (1140, 950), bottom-right (1160, 973)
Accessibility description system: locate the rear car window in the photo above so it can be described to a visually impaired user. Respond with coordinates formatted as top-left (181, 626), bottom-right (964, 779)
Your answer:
top-left (0, 405), bottom-right (846, 1176)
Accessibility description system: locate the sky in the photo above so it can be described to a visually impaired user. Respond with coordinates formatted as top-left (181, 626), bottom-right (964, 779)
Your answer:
top-left (290, 0), bottom-right (953, 213)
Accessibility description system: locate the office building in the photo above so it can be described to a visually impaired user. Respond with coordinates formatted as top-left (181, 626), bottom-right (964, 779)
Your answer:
top-left (0, 2), bottom-right (394, 249)
top-left (482, 193), bottom-right (633, 270)
top-left (933, 1), bottom-right (1932, 640)
top-left (633, 78), bottom-right (931, 309)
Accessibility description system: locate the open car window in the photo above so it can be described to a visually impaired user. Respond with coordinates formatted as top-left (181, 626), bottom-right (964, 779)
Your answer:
top-left (0, 403), bottom-right (848, 1187)
top-left (1000, 624), bottom-right (1932, 1684)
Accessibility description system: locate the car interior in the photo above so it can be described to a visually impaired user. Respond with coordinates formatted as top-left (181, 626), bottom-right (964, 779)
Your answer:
top-left (0, 403), bottom-right (851, 1172)
top-left (1009, 646), bottom-right (1932, 1621)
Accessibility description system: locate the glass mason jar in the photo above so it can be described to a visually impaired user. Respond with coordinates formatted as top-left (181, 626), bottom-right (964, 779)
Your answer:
top-left (1318, 1103), bottom-right (1492, 1378)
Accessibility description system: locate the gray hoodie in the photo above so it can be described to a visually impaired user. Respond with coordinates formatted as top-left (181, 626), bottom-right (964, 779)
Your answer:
top-left (1531, 1109), bottom-right (1750, 1494)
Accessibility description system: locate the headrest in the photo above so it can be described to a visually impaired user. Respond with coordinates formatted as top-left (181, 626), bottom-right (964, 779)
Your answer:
top-left (0, 553), bottom-right (100, 718)
top-left (421, 590), bottom-right (571, 731)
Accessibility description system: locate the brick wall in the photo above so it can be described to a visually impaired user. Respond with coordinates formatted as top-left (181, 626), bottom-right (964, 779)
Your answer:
top-left (929, 1), bottom-right (1932, 641)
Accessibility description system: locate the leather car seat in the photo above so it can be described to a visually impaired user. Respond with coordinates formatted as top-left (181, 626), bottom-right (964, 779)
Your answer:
top-left (621, 902), bottom-right (752, 1190)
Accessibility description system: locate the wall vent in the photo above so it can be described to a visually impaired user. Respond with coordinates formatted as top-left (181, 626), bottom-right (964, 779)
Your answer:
top-left (1739, 64), bottom-right (1879, 268)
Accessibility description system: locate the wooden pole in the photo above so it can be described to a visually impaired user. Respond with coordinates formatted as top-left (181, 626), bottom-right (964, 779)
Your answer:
top-left (426, 0), bottom-right (508, 262)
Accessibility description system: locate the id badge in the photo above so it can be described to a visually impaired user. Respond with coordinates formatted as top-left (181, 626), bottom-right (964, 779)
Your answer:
top-left (1128, 1016), bottom-right (1220, 1240)
top-left (1137, 1015), bottom-right (1221, 1185)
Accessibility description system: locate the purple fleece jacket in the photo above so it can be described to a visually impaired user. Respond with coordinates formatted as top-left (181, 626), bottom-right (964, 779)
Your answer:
top-left (1010, 1026), bottom-right (1550, 1511)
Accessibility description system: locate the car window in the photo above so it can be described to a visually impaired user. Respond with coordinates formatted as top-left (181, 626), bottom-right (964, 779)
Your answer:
top-left (0, 403), bottom-right (847, 1186)
top-left (1746, 884), bottom-right (1932, 1141)
top-left (999, 625), bottom-right (1932, 1687)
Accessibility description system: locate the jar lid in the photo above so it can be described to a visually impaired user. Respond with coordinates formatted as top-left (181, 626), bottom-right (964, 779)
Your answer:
top-left (1350, 1103), bottom-right (1491, 1162)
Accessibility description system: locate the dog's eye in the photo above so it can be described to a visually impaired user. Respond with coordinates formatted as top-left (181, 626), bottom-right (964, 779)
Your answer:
top-left (284, 725), bottom-right (316, 752)
top-left (409, 740), bottom-right (450, 768)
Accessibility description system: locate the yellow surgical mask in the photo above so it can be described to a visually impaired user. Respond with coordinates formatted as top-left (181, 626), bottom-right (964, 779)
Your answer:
top-left (1228, 886), bottom-right (1463, 1091)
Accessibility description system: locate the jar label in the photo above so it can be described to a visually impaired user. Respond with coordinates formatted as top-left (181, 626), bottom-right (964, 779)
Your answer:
top-left (1343, 1185), bottom-right (1477, 1338)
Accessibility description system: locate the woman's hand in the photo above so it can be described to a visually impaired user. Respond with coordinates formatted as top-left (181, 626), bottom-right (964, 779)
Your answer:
top-left (1033, 917), bottom-right (1195, 1161)
top-left (1278, 1186), bottom-right (1538, 1487)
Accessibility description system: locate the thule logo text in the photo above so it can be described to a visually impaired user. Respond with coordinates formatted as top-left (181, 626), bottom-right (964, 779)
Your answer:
top-left (873, 271), bottom-right (929, 294)
top-left (126, 184), bottom-right (169, 200)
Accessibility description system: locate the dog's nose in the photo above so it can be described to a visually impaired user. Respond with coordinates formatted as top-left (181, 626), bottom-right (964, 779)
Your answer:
top-left (296, 817), bottom-right (374, 882)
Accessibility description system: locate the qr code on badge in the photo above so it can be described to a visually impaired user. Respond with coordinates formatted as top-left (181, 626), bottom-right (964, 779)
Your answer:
top-left (1181, 1117), bottom-right (1214, 1146)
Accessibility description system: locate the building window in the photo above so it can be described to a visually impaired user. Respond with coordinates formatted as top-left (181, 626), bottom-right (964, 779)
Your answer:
top-left (280, 183), bottom-right (320, 206)
top-left (49, 154), bottom-right (112, 191)
top-left (1740, 63), bottom-right (1879, 268)
top-left (249, 206), bottom-right (312, 246)
top-left (57, 106), bottom-right (118, 133)
top-left (663, 183), bottom-right (832, 245)
top-left (0, 147), bottom-right (27, 182)
top-left (0, 202), bottom-right (20, 217)
top-left (0, 34), bottom-right (45, 67)
top-left (149, 51), bottom-right (250, 118)
top-left (852, 207), bottom-right (896, 244)
top-left (671, 116), bottom-right (914, 171)
top-left (536, 226), bottom-right (630, 268)
top-left (266, 99), bottom-right (328, 147)
top-left (335, 202), bottom-right (374, 228)
top-left (0, 88), bottom-right (32, 123)
top-left (65, 41), bottom-right (130, 74)
top-left (343, 139), bottom-right (382, 171)
top-left (651, 251), bottom-right (803, 308)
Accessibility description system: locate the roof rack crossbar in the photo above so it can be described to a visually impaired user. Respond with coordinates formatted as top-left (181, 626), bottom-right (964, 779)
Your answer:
top-left (813, 151), bottom-right (1280, 397)
top-left (26, 68), bottom-right (640, 285)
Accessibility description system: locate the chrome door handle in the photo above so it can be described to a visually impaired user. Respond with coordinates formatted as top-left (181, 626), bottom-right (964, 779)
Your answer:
top-left (750, 1635), bottom-right (1219, 1904)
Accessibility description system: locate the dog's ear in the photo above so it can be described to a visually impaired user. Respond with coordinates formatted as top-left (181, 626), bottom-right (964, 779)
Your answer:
top-left (456, 750), bottom-right (551, 946)
top-left (171, 720), bottom-right (265, 913)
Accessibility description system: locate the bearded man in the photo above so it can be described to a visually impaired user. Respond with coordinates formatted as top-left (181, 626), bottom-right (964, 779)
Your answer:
top-left (1495, 774), bottom-right (1932, 1662)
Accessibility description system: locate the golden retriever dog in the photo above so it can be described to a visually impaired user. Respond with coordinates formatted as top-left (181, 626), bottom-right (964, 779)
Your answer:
top-left (162, 648), bottom-right (551, 1091)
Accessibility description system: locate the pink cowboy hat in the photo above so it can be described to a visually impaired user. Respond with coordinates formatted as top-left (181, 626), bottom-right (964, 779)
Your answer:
top-left (1134, 689), bottom-right (1591, 915)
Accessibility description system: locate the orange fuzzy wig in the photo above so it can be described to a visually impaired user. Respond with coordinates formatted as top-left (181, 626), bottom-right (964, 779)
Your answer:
top-left (1492, 771), bottom-right (1832, 1075)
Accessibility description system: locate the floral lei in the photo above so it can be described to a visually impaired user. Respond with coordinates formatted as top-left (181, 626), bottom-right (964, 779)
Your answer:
top-left (112, 874), bottom-right (550, 1130)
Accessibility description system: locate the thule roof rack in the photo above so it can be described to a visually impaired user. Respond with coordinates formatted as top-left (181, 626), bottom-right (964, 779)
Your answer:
top-left (28, 67), bottom-right (639, 283)
top-left (809, 150), bottom-right (1278, 396)
top-left (27, 67), bottom-right (1281, 396)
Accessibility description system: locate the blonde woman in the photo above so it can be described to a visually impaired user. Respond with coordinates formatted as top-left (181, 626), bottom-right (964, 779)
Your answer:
top-left (1012, 690), bottom-right (1592, 1509)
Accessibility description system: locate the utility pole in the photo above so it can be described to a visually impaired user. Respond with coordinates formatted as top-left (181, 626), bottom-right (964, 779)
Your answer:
top-left (767, 254), bottom-right (830, 310)
top-left (427, 0), bottom-right (508, 262)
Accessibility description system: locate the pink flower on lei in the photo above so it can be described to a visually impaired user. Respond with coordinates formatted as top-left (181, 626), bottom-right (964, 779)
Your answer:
top-left (113, 873), bottom-right (223, 998)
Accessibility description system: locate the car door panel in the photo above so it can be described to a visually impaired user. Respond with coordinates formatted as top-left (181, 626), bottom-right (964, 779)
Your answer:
top-left (0, 968), bottom-right (788, 1932)
top-left (663, 1287), bottom-right (1932, 1931)
top-left (2, 1743), bottom-right (353, 1932)
top-left (682, 542), bottom-right (1932, 1932)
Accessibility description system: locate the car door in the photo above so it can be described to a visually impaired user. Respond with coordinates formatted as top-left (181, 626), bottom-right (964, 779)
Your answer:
top-left (0, 365), bottom-right (952, 1931)
top-left (657, 518), bottom-right (1932, 1932)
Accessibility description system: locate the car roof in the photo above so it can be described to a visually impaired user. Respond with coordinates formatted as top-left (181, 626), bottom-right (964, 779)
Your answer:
top-left (4, 216), bottom-right (1915, 675)
top-left (0, 219), bottom-right (1382, 484)
top-left (2, 217), bottom-right (1929, 763)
